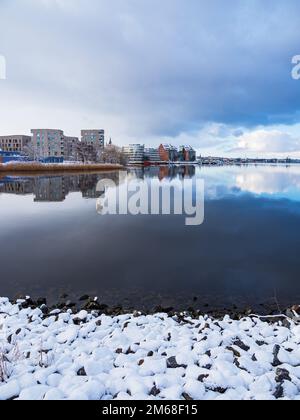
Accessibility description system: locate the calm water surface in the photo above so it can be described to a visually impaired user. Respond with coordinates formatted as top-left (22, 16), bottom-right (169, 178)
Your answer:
top-left (1, 165), bottom-right (300, 311)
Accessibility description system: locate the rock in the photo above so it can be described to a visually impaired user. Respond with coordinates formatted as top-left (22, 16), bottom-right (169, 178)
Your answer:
top-left (0, 380), bottom-right (20, 401)
top-left (291, 305), bottom-right (300, 316)
top-left (226, 346), bottom-right (241, 358)
top-left (79, 295), bottom-right (90, 302)
top-left (37, 297), bottom-right (47, 306)
top-left (166, 356), bottom-right (187, 369)
top-left (83, 300), bottom-right (101, 311)
top-left (256, 340), bottom-right (267, 347)
top-left (150, 386), bottom-right (161, 397)
top-left (209, 387), bottom-right (227, 394)
top-left (138, 360), bottom-right (144, 366)
top-left (77, 367), bottom-right (87, 376)
top-left (182, 392), bottom-right (194, 401)
top-left (147, 351), bottom-right (154, 357)
top-left (203, 364), bottom-right (212, 370)
top-left (65, 300), bottom-right (76, 308)
top-left (40, 305), bottom-right (48, 315)
top-left (274, 384), bottom-right (284, 399)
top-left (276, 368), bottom-right (291, 383)
top-left (272, 345), bottom-right (282, 367)
top-left (233, 339), bottom-right (250, 352)
top-left (19, 385), bottom-right (50, 401)
top-left (154, 306), bottom-right (174, 314)
top-left (198, 374), bottom-right (209, 383)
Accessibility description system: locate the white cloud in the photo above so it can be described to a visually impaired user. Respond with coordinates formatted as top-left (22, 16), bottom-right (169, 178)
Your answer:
top-left (237, 129), bottom-right (300, 154)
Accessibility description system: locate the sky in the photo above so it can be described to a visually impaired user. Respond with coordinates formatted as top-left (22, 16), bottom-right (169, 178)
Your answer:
top-left (0, 0), bottom-right (300, 157)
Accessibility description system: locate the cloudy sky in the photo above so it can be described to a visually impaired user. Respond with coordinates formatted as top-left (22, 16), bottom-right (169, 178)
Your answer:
top-left (0, 0), bottom-right (300, 157)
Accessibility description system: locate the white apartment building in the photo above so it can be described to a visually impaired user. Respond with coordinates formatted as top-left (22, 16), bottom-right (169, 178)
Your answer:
top-left (144, 147), bottom-right (161, 163)
top-left (123, 144), bottom-right (145, 165)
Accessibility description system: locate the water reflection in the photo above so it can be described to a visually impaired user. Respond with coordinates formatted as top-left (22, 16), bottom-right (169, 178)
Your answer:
top-left (0, 173), bottom-right (120, 202)
top-left (2, 165), bottom-right (300, 204)
top-left (0, 166), bottom-right (197, 203)
top-left (1, 164), bottom-right (300, 311)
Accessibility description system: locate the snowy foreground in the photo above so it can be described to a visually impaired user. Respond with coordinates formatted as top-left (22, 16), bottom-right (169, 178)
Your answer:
top-left (1, 298), bottom-right (300, 401)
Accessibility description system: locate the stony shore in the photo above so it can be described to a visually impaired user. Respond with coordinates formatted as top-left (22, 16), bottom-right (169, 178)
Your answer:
top-left (1, 296), bottom-right (300, 401)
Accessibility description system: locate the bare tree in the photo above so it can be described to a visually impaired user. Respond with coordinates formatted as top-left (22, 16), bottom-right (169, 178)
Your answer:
top-left (98, 145), bottom-right (128, 165)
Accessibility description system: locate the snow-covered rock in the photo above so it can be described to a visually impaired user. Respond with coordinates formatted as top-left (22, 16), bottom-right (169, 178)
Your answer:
top-left (0, 298), bottom-right (300, 400)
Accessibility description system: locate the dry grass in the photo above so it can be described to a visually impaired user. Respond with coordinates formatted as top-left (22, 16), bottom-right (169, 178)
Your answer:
top-left (0, 344), bottom-right (21, 383)
top-left (0, 162), bottom-right (124, 173)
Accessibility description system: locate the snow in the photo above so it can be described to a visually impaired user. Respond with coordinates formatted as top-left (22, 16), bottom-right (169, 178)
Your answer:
top-left (0, 380), bottom-right (20, 401)
top-left (0, 298), bottom-right (300, 400)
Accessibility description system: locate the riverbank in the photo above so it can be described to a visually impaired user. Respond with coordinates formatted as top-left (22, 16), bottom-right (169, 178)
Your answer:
top-left (0, 162), bottom-right (124, 173)
top-left (1, 297), bottom-right (300, 400)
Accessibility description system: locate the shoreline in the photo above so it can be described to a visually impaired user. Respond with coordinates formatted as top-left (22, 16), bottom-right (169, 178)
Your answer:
top-left (1, 296), bottom-right (300, 400)
top-left (0, 162), bottom-right (124, 173)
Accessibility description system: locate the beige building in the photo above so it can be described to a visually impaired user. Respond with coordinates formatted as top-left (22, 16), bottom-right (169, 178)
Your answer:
top-left (31, 129), bottom-right (65, 159)
top-left (64, 136), bottom-right (80, 161)
top-left (81, 129), bottom-right (105, 149)
top-left (0, 135), bottom-right (31, 153)
top-left (31, 129), bottom-right (79, 160)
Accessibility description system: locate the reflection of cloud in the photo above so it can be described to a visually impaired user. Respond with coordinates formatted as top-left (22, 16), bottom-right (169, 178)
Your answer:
top-left (236, 168), bottom-right (300, 195)
top-left (203, 166), bottom-right (300, 200)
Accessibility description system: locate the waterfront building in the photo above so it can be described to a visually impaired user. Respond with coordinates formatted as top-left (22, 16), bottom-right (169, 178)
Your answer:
top-left (123, 144), bottom-right (145, 165)
top-left (31, 129), bottom-right (81, 161)
top-left (144, 147), bottom-right (161, 163)
top-left (178, 145), bottom-right (196, 162)
top-left (0, 135), bottom-right (31, 153)
top-left (158, 144), bottom-right (178, 162)
top-left (81, 130), bottom-right (105, 149)
top-left (31, 129), bottom-right (65, 159)
top-left (64, 136), bottom-right (80, 161)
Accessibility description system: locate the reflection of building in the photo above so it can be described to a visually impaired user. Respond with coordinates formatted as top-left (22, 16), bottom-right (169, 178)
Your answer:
top-left (81, 130), bottom-right (105, 149)
top-left (0, 177), bottom-right (34, 195)
top-left (157, 165), bottom-right (195, 181)
top-left (34, 177), bottom-right (68, 202)
top-left (0, 167), bottom-right (196, 203)
top-left (123, 144), bottom-right (145, 165)
top-left (0, 135), bottom-right (31, 153)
